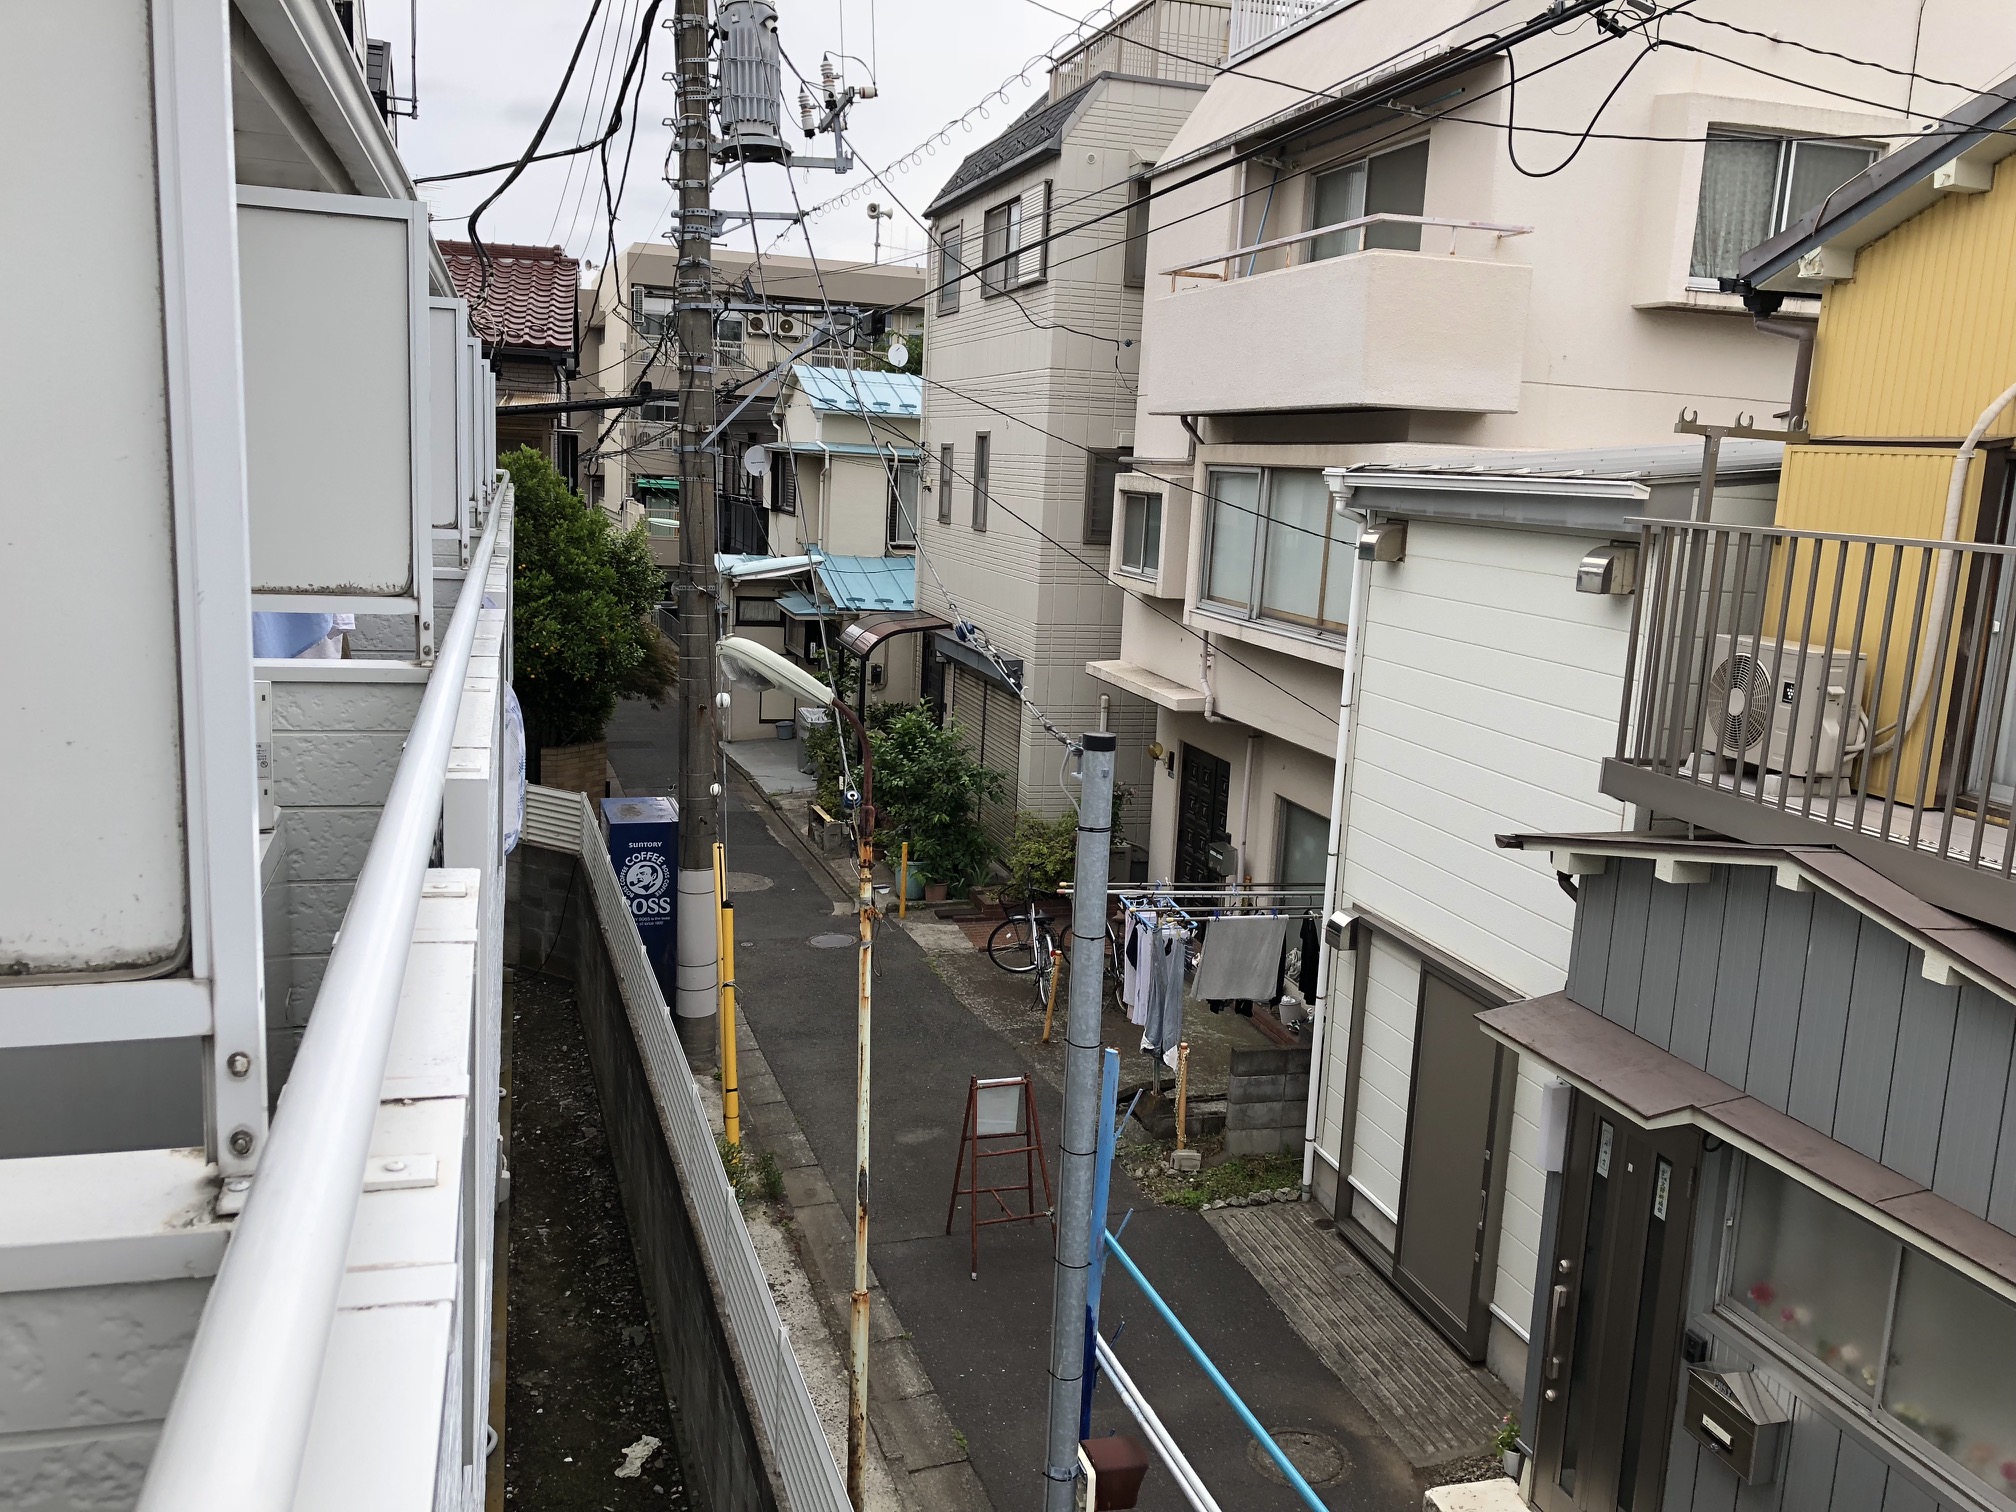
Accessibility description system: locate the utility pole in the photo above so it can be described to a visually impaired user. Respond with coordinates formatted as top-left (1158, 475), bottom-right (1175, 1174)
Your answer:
top-left (671, 0), bottom-right (721, 1024)
top-left (1043, 732), bottom-right (1116, 1511)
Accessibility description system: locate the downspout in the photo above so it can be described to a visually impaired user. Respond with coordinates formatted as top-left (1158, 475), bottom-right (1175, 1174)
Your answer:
top-left (1236, 730), bottom-right (1260, 882)
top-left (1301, 481), bottom-right (1373, 1193)
top-left (1742, 287), bottom-right (1813, 433)
top-left (1871, 376), bottom-right (2016, 755)
top-left (1200, 631), bottom-right (1223, 721)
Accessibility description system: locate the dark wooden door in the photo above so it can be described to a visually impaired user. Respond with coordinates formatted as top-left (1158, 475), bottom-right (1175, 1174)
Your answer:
top-left (1394, 969), bottom-right (1508, 1362)
top-left (1174, 745), bottom-right (1231, 884)
top-left (1534, 1098), bottom-right (1702, 1512)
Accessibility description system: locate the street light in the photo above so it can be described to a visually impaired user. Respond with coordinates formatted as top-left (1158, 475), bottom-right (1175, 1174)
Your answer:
top-left (715, 636), bottom-right (879, 1508)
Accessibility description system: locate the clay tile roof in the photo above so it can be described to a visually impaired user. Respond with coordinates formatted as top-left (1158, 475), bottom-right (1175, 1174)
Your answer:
top-left (437, 240), bottom-right (579, 353)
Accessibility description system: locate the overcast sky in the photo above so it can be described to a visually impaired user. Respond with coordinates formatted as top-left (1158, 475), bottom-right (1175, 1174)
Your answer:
top-left (390, 0), bottom-right (1113, 274)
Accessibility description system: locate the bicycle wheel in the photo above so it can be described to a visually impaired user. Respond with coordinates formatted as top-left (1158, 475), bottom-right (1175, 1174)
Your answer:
top-left (987, 916), bottom-right (1040, 974)
top-left (1032, 935), bottom-right (1056, 1008)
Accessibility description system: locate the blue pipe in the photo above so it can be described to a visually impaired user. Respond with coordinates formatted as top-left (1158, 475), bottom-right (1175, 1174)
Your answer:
top-left (1080, 1049), bottom-right (1123, 1438)
top-left (1103, 1233), bottom-right (1329, 1512)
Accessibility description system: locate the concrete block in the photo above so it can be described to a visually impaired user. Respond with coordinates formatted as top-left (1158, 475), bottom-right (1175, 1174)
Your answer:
top-left (273, 731), bottom-right (408, 807)
top-left (1425, 1474), bottom-right (1524, 1512)
top-left (868, 1335), bottom-right (934, 1405)
top-left (1227, 1100), bottom-right (1288, 1131)
top-left (1226, 1126), bottom-right (1289, 1157)
top-left (1233, 1073), bottom-right (1288, 1103)
top-left (271, 679), bottom-right (423, 733)
top-left (780, 1163), bottom-right (835, 1213)
top-left (1231, 1047), bottom-right (1291, 1077)
top-left (280, 806), bottom-right (383, 883)
top-left (1285, 1072), bottom-right (1311, 1100)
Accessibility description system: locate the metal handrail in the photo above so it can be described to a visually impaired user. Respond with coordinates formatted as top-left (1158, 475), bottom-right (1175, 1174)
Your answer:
top-left (1161, 211), bottom-right (1533, 280)
top-left (139, 479), bottom-right (510, 1512)
top-left (1616, 516), bottom-right (2016, 881)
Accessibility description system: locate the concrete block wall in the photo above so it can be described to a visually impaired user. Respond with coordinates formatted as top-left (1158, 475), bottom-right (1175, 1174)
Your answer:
top-left (1225, 1046), bottom-right (1312, 1157)
top-left (264, 672), bottom-right (425, 1087)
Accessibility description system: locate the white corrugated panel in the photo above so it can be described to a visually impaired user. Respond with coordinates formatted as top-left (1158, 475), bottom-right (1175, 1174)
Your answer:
top-left (1349, 934), bottom-right (1418, 1222)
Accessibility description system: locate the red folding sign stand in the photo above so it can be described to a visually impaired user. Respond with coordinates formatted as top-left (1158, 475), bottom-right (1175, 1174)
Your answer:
top-left (944, 1074), bottom-right (1053, 1279)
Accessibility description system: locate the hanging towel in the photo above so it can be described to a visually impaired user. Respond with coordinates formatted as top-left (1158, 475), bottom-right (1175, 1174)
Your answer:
top-left (1191, 914), bottom-right (1289, 1001)
top-left (1143, 926), bottom-right (1186, 1059)
top-left (1123, 915), bottom-right (1152, 1025)
top-left (1298, 916), bottom-right (1320, 1002)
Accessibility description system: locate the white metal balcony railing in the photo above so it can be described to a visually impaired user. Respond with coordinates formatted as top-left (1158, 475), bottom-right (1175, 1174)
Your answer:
top-left (139, 479), bottom-right (511, 1511)
top-left (1613, 518), bottom-right (2016, 914)
top-left (1162, 212), bottom-right (1533, 286)
top-left (1228, 0), bottom-right (1331, 54)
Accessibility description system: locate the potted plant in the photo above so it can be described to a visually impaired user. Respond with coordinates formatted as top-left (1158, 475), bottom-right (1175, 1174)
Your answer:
top-left (506, 447), bottom-right (675, 794)
top-left (1493, 1414), bottom-right (1523, 1481)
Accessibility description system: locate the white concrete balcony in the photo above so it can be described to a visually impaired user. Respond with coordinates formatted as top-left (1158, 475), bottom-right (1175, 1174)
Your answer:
top-left (1143, 215), bottom-right (1532, 418)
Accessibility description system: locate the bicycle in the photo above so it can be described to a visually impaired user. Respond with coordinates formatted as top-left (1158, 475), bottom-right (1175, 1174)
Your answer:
top-left (987, 898), bottom-right (1124, 1015)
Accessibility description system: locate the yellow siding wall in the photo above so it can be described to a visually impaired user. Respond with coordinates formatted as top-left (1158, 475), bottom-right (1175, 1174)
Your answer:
top-left (1804, 155), bottom-right (2016, 445)
top-left (1774, 445), bottom-right (1984, 538)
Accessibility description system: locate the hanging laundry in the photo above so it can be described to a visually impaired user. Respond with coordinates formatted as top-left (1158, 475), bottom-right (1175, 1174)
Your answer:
top-left (1298, 915), bottom-right (1320, 1003)
top-left (1143, 925), bottom-right (1185, 1062)
top-left (1191, 914), bottom-right (1288, 1001)
top-left (1122, 914), bottom-right (1152, 1026)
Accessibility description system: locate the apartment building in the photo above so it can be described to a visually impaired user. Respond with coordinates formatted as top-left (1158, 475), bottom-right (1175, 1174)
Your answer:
top-left (918, 0), bottom-right (1228, 841)
top-left (1488, 86), bottom-right (2016, 1512)
top-left (718, 365), bottom-right (926, 740)
top-left (577, 244), bottom-right (924, 548)
top-left (440, 240), bottom-right (583, 483)
top-left (1098, 0), bottom-right (2016, 1394)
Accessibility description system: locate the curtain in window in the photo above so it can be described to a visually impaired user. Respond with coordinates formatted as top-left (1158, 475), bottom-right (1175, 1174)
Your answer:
top-left (1690, 136), bottom-right (1780, 279)
top-left (1206, 471), bottom-right (1261, 608)
top-left (1261, 469), bottom-right (1329, 622)
top-left (1310, 162), bottom-right (1366, 262)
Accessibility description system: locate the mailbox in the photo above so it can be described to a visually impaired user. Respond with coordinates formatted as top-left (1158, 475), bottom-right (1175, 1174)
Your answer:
top-left (1683, 1367), bottom-right (1788, 1485)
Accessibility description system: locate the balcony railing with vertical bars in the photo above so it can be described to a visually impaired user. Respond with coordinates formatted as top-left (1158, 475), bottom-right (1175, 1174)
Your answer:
top-left (1604, 518), bottom-right (2016, 928)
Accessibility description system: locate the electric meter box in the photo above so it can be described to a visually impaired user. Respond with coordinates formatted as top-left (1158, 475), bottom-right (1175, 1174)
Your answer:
top-left (1683, 1367), bottom-right (1788, 1485)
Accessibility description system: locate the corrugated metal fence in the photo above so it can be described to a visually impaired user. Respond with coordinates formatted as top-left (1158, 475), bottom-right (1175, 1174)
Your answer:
top-left (521, 785), bottom-right (851, 1512)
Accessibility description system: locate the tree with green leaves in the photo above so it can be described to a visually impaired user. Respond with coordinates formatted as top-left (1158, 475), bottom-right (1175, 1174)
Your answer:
top-left (505, 446), bottom-right (675, 748)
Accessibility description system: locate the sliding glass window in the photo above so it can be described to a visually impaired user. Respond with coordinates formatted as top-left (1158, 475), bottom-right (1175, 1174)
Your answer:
top-left (1204, 467), bottom-right (1357, 633)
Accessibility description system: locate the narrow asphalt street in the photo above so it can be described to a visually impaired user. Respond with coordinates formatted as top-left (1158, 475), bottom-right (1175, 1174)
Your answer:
top-left (721, 788), bottom-right (1420, 1512)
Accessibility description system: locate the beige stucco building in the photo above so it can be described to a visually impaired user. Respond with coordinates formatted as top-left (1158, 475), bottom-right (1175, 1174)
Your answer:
top-left (917, 0), bottom-right (1228, 845)
top-left (1096, 0), bottom-right (2016, 1394)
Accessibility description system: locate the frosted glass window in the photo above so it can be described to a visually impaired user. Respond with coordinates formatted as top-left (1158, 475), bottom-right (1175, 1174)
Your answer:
top-left (1261, 469), bottom-right (1329, 623)
top-left (1691, 134), bottom-right (1878, 280)
top-left (1883, 1251), bottom-right (2016, 1497)
top-left (1727, 1161), bottom-right (1898, 1397)
top-left (1120, 492), bottom-right (1161, 576)
top-left (1206, 470), bottom-right (1261, 609)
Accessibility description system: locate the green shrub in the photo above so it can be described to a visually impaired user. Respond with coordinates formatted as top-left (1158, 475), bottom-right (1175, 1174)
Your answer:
top-left (1005, 811), bottom-right (1078, 901)
top-left (507, 446), bottom-right (673, 747)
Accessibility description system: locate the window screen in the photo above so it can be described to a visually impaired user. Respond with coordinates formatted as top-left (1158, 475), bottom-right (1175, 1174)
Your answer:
top-left (938, 226), bottom-right (963, 315)
top-left (937, 443), bottom-right (954, 525)
top-left (972, 432), bottom-right (990, 531)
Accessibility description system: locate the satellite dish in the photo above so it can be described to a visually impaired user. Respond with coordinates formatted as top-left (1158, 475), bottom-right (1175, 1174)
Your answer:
top-left (742, 445), bottom-right (772, 478)
top-left (885, 339), bottom-right (910, 369)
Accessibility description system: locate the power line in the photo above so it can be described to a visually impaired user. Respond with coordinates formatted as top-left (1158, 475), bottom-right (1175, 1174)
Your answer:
top-left (1673, 11), bottom-right (2016, 109)
top-left (543, 0), bottom-right (627, 247)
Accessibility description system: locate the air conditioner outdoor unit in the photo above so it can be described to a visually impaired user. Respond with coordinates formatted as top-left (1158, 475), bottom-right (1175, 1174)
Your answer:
top-left (1700, 635), bottom-right (1868, 778)
top-left (746, 312), bottom-right (768, 335)
top-left (776, 315), bottom-right (798, 337)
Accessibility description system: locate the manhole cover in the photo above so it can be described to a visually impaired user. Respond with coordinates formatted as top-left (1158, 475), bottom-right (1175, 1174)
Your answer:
top-left (1248, 1430), bottom-right (1350, 1487)
top-left (725, 871), bottom-right (774, 893)
top-left (808, 933), bottom-right (855, 949)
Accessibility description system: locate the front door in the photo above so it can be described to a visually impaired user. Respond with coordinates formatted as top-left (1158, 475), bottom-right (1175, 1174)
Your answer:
top-left (1533, 1098), bottom-right (1702, 1512)
top-left (1174, 745), bottom-right (1231, 884)
top-left (1393, 969), bottom-right (1509, 1361)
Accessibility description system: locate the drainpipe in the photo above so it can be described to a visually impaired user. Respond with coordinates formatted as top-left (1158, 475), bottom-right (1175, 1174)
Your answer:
top-left (1741, 286), bottom-right (1814, 432)
top-left (1301, 478), bottom-right (1373, 1193)
top-left (1236, 730), bottom-right (1260, 881)
top-left (1872, 376), bottom-right (2016, 755)
top-left (1200, 631), bottom-right (1223, 721)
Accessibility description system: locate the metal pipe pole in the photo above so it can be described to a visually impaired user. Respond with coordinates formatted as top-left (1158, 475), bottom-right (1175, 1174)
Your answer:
top-left (1043, 731), bottom-right (1116, 1510)
top-left (673, 0), bottom-right (722, 1023)
top-left (833, 700), bottom-right (878, 1509)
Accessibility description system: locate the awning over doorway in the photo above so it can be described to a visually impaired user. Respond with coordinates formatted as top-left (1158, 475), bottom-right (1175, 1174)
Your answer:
top-left (838, 610), bottom-right (950, 657)
top-left (1478, 992), bottom-right (2016, 1293)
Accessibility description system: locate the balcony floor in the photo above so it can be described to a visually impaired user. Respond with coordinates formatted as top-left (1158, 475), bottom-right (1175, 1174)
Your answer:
top-left (1602, 757), bottom-right (2016, 930)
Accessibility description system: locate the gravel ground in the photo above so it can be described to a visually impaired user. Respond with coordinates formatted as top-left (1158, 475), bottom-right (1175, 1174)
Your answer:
top-left (504, 975), bottom-right (687, 1508)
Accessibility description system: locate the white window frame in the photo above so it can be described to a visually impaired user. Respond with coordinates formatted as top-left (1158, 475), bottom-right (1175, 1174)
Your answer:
top-left (1200, 466), bottom-right (1353, 634)
top-left (981, 197), bottom-right (1023, 297)
top-left (1685, 130), bottom-right (1881, 291)
top-left (888, 460), bottom-right (919, 550)
top-left (937, 224), bottom-right (964, 314)
top-left (238, 184), bottom-right (435, 646)
top-left (1119, 491), bottom-right (1162, 577)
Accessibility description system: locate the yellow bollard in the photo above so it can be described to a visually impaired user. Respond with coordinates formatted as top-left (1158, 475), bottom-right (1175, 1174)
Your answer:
top-left (713, 842), bottom-right (738, 1147)
top-left (899, 841), bottom-right (909, 920)
top-left (720, 900), bottom-right (740, 1148)
top-left (1175, 1041), bottom-right (1191, 1152)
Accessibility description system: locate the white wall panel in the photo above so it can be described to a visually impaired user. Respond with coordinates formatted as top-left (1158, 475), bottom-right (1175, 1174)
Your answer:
top-left (239, 192), bottom-right (419, 598)
top-left (427, 301), bottom-right (464, 531)
top-left (1349, 934), bottom-right (1418, 1219)
top-left (0, 3), bottom-right (188, 976)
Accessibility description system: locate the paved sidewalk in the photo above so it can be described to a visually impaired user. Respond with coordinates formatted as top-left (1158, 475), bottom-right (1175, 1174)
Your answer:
top-left (723, 787), bottom-right (1421, 1512)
